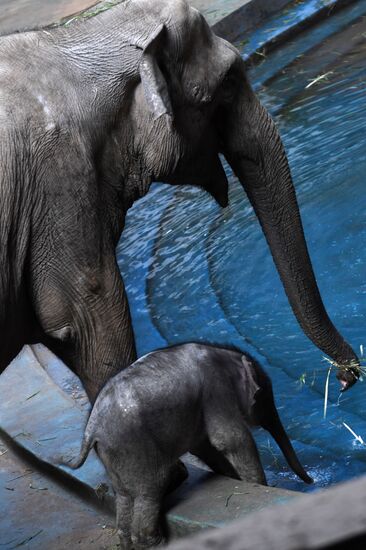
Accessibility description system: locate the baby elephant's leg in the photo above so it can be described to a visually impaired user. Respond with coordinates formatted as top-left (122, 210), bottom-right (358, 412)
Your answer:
top-left (131, 494), bottom-right (164, 549)
top-left (97, 444), bottom-right (134, 548)
top-left (221, 426), bottom-right (267, 484)
top-left (202, 423), bottom-right (267, 485)
top-left (116, 493), bottom-right (133, 550)
top-left (166, 460), bottom-right (188, 493)
top-left (191, 437), bottom-right (239, 478)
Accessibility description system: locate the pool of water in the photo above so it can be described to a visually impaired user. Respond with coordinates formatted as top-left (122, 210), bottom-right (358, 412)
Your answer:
top-left (117, 4), bottom-right (366, 492)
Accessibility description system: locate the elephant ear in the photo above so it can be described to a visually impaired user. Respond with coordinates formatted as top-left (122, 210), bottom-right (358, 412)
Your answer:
top-left (240, 355), bottom-right (260, 410)
top-left (139, 24), bottom-right (173, 120)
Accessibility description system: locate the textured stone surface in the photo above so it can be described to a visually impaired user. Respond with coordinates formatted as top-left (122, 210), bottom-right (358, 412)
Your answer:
top-left (166, 468), bottom-right (300, 538)
top-left (0, 0), bottom-right (291, 37)
top-left (0, 0), bottom-right (99, 34)
top-left (167, 474), bottom-right (366, 549)
top-left (191, 0), bottom-right (253, 25)
top-left (0, 436), bottom-right (119, 549)
top-left (0, 0), bottom-right (247, 35)
top-left (0, 347), bottom-right (111, 498)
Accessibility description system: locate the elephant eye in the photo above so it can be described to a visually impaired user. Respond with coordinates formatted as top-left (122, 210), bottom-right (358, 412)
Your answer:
top-left (221, 74), bottom-right (236, 102)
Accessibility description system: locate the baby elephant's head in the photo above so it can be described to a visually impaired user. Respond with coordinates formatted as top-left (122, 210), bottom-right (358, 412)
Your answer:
top-left (240, 355), bottom-right (313, 484)
top-left (238, 354), bottom-right (274, 426)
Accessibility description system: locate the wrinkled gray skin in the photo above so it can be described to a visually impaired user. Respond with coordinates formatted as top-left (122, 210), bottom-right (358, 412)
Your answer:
top-left (0, 0), bottom-right (359, 399)
top-left (67, 343), bottom-right (312, 549)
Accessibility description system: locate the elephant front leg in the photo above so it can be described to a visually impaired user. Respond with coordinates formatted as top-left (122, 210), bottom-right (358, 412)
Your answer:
top-left (196, 424), bottom-right (267, 485)
top-left (78, 273), bottom-right (137, 401)
top-left (221, 427), bottom-right (267, 485)
top-left (34, 258), bottom-right (137, 402)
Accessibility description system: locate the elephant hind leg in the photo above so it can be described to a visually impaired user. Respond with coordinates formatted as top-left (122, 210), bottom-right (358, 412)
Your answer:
top-left (129, 465), bottom-right (175, 548)
top-left (116, 493), bottom-right (133, 550)
top-left (131, 494), bottom-right (165, 549)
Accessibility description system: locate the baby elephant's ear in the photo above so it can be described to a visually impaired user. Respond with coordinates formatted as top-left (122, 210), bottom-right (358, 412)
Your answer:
top-left (139, 24), bottom-right (173, 120)
top-left (241, 356), bottom-right (260, 409)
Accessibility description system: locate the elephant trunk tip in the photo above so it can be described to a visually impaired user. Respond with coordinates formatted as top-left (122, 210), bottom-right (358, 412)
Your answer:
top-left (325, 352), bottom-right (361, 391)
top-left (336, 364), bottom-right (361, 392)
top-left (218, 195), bottom-right (229, 208)
top-left (299, 470), bottom-right (314, 485)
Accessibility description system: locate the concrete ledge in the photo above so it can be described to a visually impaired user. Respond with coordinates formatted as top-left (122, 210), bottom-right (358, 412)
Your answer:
top-left (0, 0), bottom-right (100, 35)
top-left (166, 470), bottom-right (300, 539)
top-left (167, 474), bottom-right (366, 549)
top-left (212, 0), bottom-right (358, 60)
top-left (212, 0), bottom-right (292, 41)
top-left (0, 347), bottom-right (110, 498)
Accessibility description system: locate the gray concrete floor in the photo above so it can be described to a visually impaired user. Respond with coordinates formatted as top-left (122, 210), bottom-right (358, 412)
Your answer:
top-left (190, 0), bottom-right (252, 24)
top-left (0, 435), bottom-right (119, 549)
top-left (0, 0), bottom-right (249, 35)
top-left (0, 0), bottom-right (99, 34)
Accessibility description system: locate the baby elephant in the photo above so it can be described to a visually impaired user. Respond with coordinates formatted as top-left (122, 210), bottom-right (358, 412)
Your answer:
top-left (66, 343), bottom-right (312, 548)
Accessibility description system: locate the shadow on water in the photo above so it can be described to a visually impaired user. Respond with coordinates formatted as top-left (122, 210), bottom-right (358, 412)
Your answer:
top-left (117, 10), bottom-right (366, 491)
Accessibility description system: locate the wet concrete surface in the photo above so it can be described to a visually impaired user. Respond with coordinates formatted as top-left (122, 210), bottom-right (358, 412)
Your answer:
top-left (0, 0), bottom-right (99, 34)
top-left (0, 436), bottom-right (119, 549)
top-left (0, 0), bottom-right (253, 36)
top-left (190, 0), bottom-right (253, 25)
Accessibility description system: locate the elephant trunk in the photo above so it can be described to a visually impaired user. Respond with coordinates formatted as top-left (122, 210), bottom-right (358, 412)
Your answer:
top-left (222, 88), bottom-right (359, 389)
top-left (263, 408), bottom-right (313, 484)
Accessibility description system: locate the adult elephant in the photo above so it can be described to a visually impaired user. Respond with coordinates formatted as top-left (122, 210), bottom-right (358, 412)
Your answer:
top-left (0, 0), bottom-right (359, 400)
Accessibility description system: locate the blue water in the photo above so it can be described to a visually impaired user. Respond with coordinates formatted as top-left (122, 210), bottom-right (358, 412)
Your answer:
top-left (117, 11), bottom-right (366, 491)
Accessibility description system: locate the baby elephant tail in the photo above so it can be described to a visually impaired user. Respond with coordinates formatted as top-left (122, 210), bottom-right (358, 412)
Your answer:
top-left (264, 410), bottom-right (313, 484)
top-left (61, 432), bottom-right (94, 470)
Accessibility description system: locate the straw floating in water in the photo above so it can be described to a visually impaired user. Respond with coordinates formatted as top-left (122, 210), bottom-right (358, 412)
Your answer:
top-left (343, 422), bottom-right (365, 445)
top-left (323, 365), bottom-right (332, 419)
top-left (322, 355), bottom-right (366, 382)
top-left (305, 71), bottom-right (334, 89)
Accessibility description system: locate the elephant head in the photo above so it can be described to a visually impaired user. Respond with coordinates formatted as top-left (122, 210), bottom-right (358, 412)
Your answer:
top-left (1, 0), bottom-right (358, 403)
top-left (121, 0), bottom-right (359, 388)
